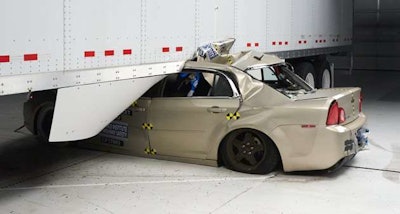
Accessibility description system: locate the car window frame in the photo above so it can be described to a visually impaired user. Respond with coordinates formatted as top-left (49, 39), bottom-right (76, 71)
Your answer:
top-left (141, 68), bottom-right (241, 100)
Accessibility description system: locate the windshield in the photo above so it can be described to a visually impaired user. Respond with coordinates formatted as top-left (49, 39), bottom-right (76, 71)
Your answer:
top-left (244, 63), bottom-right (314, 97)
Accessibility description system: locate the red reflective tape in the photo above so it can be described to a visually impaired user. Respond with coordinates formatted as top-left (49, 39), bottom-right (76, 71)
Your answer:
top-left (0, 55), bottom-right (10, 63)
top-left (162, 47), bottom-right (170, 53)
top-left (323, 39), bottom-right (326, 43)
top-left (304, 40), bottom-right (307, 44)
top-left (247, 43), bottom-right (251, 47)
top-left (319, 40), bottom-right (323, 43)
top-left (272, 41), bottom-right (276, 46)
top-left (123, 49), bottom-right (132, 55)
top-left (285, 41), bottom-right (289, 45)
top-left (278, 41), bottom-right (282, 45)
top-left (255, 43), bottom-right (259, 47)
top-left (176, 46), bottom-right (183, 52)
top-left (315, 40), bottom-right (319, 43)
top-left (298, 40), bottom-right (302, 44)
top-left (84, 51), bottom-right (95, 57)
top-left (24, 54), bottom-right (38, 61)
top-left (105, 50), bottom-right (114, 56)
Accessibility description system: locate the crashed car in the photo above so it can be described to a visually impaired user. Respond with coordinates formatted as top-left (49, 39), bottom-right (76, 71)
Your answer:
top-left (24, 40), bottom-right (368, 174)
top-left (78, 41), bottom-right (368, 174)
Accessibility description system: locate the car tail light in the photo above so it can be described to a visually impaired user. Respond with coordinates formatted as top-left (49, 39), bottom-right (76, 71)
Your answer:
top-left (359, 92), bottom-right (363, 112)
top-left (326, 101), bottom-right (346, 125)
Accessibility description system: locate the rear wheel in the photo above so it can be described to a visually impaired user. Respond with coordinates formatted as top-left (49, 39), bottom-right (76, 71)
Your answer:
top-left (294, 62), bottom-right (316, 88)
top-left (221, 129), bottom-right (280, 174)
top-left (315, 61), bottom-right (332, 88)
top-left (36, 104), bottom-right (54, 143)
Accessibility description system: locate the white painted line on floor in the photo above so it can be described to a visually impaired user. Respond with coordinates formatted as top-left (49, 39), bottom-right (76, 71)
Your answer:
top-left (0, 173), bottom-right (277, 191)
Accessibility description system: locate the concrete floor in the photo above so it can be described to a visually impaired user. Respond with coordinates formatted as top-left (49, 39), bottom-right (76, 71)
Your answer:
top-left (0, 70), bottom-right (399, 214)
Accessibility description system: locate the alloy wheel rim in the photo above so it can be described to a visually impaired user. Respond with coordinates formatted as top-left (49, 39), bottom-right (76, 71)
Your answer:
top-left (231, 132), bottom-right (265, 167)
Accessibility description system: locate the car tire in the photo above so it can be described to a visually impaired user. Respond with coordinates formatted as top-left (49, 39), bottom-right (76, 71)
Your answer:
top-left (221, 129), bottom-right (280, 174)
top-left (36, 104), bottom-right (54, 143)
top-left (315, 61), bottom-right (332, 88)
top-left (295, 62), bottom-right (316, 88)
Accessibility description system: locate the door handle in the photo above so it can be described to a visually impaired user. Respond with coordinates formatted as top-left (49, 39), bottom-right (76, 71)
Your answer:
top-left (207, 106), bottom-right (227, 113)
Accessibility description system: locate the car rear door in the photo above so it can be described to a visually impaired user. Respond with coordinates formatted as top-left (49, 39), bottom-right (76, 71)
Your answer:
top-left (147, 70), bottom-right (241, 159)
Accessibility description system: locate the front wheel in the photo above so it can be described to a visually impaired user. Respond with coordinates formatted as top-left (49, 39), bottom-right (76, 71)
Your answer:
top-left (36, 104), bottom-right (54, 143)
top-left (221, 129), bottom-right (280, 174)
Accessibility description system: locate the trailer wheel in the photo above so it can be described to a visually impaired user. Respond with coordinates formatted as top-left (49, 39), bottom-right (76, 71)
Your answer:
top-left (295, 62), bottom-right (316, 88)
top-left (315, 61), bottom-right (332, 88)
top-left (36, 104), bottom-right (54, 143)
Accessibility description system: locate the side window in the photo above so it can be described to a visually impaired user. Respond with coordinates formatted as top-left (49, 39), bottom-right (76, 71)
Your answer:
top-left (210, 74), bottom-right (233, 97)
top-left (163, 70), bottom-right (211, 97)
top-left (246, 67), bottom-right (277, 82)
top-left (246, 68), bottom-right (262, 80)
top-left (262, 67), bottom-right (278, 81)
top-left (161, 70), bottom-right (234, 98)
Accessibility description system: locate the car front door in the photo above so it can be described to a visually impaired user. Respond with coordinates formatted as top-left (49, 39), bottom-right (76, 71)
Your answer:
top-left (147, 70), bottom-right (241, 159)
top-left (94, 98), bottom-right (150, 156)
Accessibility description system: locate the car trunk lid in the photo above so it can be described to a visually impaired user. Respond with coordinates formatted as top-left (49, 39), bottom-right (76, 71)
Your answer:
top-left (296, 87), bottom-right (362, 124)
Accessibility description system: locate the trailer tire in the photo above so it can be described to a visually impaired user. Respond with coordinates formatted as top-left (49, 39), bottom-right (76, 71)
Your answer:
top-left (315, 61), bottom-right (332, 88)
top-left (295, 62), bottom-right (316, 88)
top-left (36, 104), bottom-right (54, 143)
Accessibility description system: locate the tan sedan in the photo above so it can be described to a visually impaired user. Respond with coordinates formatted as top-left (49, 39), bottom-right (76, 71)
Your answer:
top-left (86, 51), bottom-right (368, 174)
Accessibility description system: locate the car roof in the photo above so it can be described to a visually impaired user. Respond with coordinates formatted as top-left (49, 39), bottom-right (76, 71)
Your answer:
top-left (184, 51), bottom-right (284, 72)
top-left (231, 51), bottom-right (285, 71)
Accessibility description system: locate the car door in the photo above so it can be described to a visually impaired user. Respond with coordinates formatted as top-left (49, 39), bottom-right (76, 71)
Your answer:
top-left (147, 69), bottom-right (241, 159)
top-left (95, 97), bottom-right (151, 156)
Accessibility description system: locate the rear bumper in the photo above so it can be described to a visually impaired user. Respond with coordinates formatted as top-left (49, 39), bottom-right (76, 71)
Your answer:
top-left (279, 113), bottom-right (367, 172)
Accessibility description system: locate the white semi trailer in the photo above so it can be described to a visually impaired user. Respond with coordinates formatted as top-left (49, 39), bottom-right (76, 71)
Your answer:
top-left (0, 0), bottom-right (353, 142)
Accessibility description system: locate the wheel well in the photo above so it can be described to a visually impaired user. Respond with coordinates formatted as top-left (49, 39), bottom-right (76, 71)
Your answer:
top-left (217, 128), bottom-right (282, 169)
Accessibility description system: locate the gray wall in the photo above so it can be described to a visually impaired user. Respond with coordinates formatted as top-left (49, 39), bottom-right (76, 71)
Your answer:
top-left (353, 0), bottom-right (400, 71)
